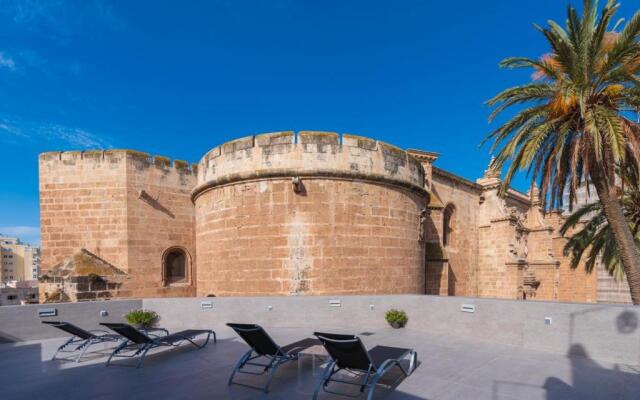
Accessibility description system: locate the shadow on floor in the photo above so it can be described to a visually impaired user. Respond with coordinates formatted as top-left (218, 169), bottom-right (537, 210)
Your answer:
top-left (0, 335), bottom-right (427, 400)
top-left (492, 307), bottom-right (640, 400)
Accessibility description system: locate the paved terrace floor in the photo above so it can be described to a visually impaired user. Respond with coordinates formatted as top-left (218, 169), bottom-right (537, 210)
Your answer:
top-left (1, 326), bottom-right (638, 400)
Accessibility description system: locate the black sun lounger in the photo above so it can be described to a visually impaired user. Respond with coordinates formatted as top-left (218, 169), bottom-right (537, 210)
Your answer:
top-left (227, 323), bottom-right (320, 393)
top-left (43, 321), bottom-right (123, 362)
top-left (313, 332), bottom-right (418, 400)
top-left (100, 323), bottom-right (215, 368)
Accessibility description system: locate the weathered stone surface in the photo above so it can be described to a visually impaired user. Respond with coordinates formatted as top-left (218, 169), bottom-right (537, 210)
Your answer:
top-left (414, 156), bottom-right (611, 303)
top-left (39, 150), bottom-right (197, 301)
top-left (38, 132), bottom-right (630, 304)
top-left (195, 179), bottom-right (426, 296)
top-left (343, 134), bottom-right (377, 150)
top-left (255, 131), bottom-right (295, 146)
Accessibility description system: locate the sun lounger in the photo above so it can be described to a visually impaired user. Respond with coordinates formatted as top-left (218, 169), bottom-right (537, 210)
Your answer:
top-left (100, 322), bottom-right (215, 368)
top-left (313, 332), bottom-right (418, 400)
top-left (227, 323), bottom-right (320, 393)
top-left (42, 321), bottom-right (122, 362)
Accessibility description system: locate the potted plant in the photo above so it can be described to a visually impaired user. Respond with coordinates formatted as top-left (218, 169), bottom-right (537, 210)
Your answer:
top-left (385, 309), bottom-right (408, 329)
top-left (125, 309), bottom-right (159, 329)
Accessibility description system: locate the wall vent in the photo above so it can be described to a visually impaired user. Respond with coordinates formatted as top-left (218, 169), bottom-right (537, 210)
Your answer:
top-left (329, 299), bottom-right (341, 307)
top-left (460, 304), bottom-right (475, 313)
top-left (200, 301), bottom-right (213, 309)
top-left (38, 308), bottom-right (57, 317)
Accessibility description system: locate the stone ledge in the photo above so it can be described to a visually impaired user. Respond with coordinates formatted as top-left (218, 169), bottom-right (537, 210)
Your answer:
top-left (191, 168), bottom-right (429, 202)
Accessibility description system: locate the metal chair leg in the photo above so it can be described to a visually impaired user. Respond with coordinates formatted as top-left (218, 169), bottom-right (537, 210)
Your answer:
top-left (51, 336), bottom-right (77, 361)
top-left (228, 350), bottom-right (253, 386)
top-left (313, 360), bottom-right (337, 400)
top-left (106, 340), bottom-right (129, 367)
top-left (263, 358), bottom-right (283, 393)
top-left (360, 366), bottom-right (373, 393)
top-left (366, 357), bottom-right (413, 400)
top-left (75, 338), bottom-right (94, 362)
top-left (136, 344), bottom-right (153, 368)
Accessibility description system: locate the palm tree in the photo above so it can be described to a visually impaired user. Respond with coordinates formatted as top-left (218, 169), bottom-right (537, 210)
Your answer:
top-left (482, 0), bottom-right (640, 303)
top-left (560, 166), bottom-right (640, 281)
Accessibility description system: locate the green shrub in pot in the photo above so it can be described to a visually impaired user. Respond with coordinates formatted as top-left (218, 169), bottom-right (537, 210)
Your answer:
top-left (124, 309), bottom-right (159, 329)
top-left (385, 309), bottom-right (408, 328)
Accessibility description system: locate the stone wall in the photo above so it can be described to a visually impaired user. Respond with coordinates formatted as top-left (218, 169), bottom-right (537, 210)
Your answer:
top-left (409, 154), bottom-right (612, 303)
top-left (145, 295), bottom-right (640, 366)
top-left (37, 134), bottom-right (632, 304)
top-left (4, 296), bottom-right (638, 366)
top-left (39, 151), bottom-right (196, 299)
top-left (546, 212), bottom-right (598, 303)
top-left (597, 263), bottom-right (632, 304)
top-left (40, 151), bottom-right (129, 272)
top-left (194, 131), bottom-right (427, 296)
top-left (124, 154), bottom-right (196, 298)
top-left (430, 168), bottom-right (481, 297)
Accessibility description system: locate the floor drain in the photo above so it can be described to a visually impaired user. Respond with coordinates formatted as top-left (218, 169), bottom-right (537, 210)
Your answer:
top-left (359, 332), bottom-right (375, 336)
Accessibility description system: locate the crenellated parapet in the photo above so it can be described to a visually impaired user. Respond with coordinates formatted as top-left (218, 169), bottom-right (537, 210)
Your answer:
top-left (192, 131), bottom-right (426, 201)
top-left (39, 150), bottom-right (198, 177)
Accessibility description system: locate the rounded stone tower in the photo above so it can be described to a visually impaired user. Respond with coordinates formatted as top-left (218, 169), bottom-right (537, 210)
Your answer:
top-left (192, 131), bottom-right (428, 296)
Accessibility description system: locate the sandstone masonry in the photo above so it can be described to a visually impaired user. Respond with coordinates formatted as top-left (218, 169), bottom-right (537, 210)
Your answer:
top-left (37, 132), bottom-right (631, 303)
top-left (193, 131), bottom-right (427, 296)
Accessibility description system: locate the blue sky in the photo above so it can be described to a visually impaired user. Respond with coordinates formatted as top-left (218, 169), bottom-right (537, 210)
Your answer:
top-left (0, 0), bottom-right (637, 247)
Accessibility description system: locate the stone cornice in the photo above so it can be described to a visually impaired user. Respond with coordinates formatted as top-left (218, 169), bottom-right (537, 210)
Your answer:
top-left (407, 149), bottom-right (440, 162)
top-left (191, 169), bottom-right (429, 203)
top-left (432, 167), bottom-right (482, 191)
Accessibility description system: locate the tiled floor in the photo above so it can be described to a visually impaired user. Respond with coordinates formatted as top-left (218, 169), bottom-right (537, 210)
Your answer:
top-left (1, 327), bottom-right (638, 399)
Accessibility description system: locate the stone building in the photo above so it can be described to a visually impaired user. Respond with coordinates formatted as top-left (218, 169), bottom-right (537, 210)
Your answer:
top-left (38, 131), bottom-right (631, 304)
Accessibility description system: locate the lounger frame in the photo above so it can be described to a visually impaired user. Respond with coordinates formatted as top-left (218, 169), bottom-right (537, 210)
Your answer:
top-left (313, 332), bottom-right (418, 400)
top-left (101, 323), bottom-right (215, 368)
top-left (42, 321), bottom-right (121, 362)
top-left (227, 323), bottom-right (318, 393)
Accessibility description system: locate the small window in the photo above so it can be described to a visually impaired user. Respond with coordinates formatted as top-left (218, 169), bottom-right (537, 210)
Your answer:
top-left (163, 248), bottom-right (188, 285)
top-left (443, 204), bottom-right (456, 247)
top-left (7, 295), bottom-right (17, 300)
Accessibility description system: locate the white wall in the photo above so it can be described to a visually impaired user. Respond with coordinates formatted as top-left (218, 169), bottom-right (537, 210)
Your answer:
top-left (1, 295), bottom-right (638, 366)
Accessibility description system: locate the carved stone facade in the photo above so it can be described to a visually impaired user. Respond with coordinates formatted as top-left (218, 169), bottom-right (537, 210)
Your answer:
top-left (411, 151), bottom-right (630, 304)
top-left (37, 132), bottom-right (631, 303)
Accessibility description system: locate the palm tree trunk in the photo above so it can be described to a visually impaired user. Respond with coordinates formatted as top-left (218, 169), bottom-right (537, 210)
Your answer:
top-left (591, 170), bottom-right (640, 305)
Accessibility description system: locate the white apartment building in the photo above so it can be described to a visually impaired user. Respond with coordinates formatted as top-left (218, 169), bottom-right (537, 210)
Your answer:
top-left (0, 235), bottom-right (40, 283)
